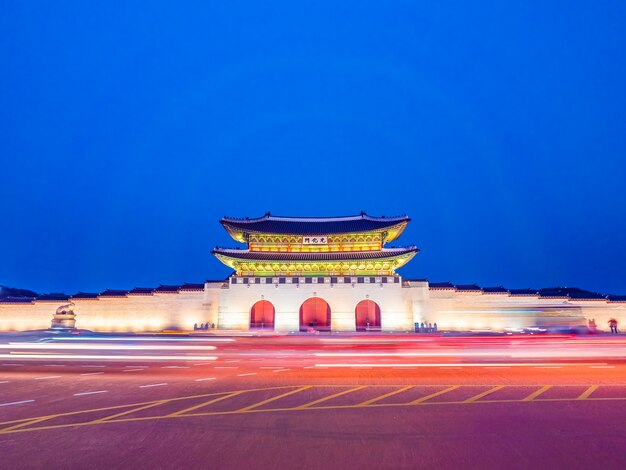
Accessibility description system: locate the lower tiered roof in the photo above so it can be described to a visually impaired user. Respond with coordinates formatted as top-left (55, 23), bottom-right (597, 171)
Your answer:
top-left (213, 246), bottom-right (418, 276)
top-left (212, 246), bottom-right (418, 261)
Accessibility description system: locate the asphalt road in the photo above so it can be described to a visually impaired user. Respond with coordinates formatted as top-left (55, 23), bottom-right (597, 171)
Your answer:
top-left (1, 333), bottom-right (626, 469)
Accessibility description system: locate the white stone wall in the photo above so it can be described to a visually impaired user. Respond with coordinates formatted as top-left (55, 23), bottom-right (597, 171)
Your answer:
top-left (0, 290), bottom-right (212, 332)
top-left (421, 289), bottom-right (626, 332)
top-left (1, 280), bottom-right (625, 333)
top-left (0, 302), bottom-right (55, 331)
top-left (218, 276), bottom-right (416, 332)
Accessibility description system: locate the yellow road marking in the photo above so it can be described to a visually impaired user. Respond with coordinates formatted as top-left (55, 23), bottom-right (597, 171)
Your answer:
top-left (236, 386), bottom-right (312, 412)
top-left (0, 416), bottom-right (53, 432)
top-left (297, 386), bottom-right (367, 409)
top-left (464, 385), bottom-right (505, 403)
top-left (1, 384), bottom-right (623, 436)
top-left (523, 385), bottom-right (552, 401)
top-left (0, 385), bottom-right (299, 427)
top-left (91, 401), bottom-right (167, 423)
top-left (1, 393), bottom-right (625, 436)
top-left (408, 385), bottom-right (460, 405)
top-left (578, 385), bottom-right (599, 400)
top-left (167, 391), bottom-right (245, 417)
top-left (356, 386), bottom-right (415, 407)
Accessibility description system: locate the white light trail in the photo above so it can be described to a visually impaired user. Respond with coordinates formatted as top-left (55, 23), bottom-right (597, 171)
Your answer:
top-left (74, 390), bottom-right (108, 396)
top-left (0, 400), bottom-right (34, 407)
top-left (0, 354), bottom-right (217, 361)
top-left (50, 337), bottom-right (234, 342)
top-left (315, 362), bottom-right (608, 368)
top-left (3, 344), bottom-right (216, 351)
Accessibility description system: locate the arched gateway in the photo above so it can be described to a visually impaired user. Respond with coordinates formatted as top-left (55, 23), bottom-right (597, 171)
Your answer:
top-left (355, 299), bottom-right (381, 331)
top-left (250, 300), bottom-right (275, 330)
top-left (300, 298), bottom-right (331, 331)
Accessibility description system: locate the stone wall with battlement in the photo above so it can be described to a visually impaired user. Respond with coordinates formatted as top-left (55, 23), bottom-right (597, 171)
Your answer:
top-left (0, 279), bottom-right (624, 333)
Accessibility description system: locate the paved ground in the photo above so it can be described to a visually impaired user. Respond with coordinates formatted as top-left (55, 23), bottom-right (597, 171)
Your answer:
top-left (1, 333), bottom-right (626, 469)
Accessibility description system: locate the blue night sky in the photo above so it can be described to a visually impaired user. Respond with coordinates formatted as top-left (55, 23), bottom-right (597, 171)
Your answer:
top-left (1, 1), bottom-right (625, 295)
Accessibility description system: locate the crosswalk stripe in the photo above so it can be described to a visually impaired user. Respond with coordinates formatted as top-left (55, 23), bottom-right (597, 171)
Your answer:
top-left (237, 386), bottom-right (312, 412)
top-left (408, 385), bottom-right (460, 405)
top-left (169, 391), bottom-right (245, 416)
top-left (523, 385), bottom-right (552, 401)
top-left (356, 386), bottom-right (415, 406)
top-left (464, 385), bottom-right (505, 403)
top-left (578, 385), bottom-right (599, 400)
top-left (296, 386), bottom-right (367, 409)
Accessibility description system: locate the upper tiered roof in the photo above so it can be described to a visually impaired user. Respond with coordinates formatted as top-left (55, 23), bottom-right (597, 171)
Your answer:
top-left (221, 212), bottom-right (410, 242)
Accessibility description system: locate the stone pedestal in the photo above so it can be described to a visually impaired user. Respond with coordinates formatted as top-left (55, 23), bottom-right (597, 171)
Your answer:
top-left (51, 313), bottom-right (76, 330)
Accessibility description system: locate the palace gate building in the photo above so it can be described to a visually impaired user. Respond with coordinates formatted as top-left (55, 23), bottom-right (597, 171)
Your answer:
top-left (213, 213), bottom-right (419, 332)
top-left (1, 212), bottom-right (625, 333)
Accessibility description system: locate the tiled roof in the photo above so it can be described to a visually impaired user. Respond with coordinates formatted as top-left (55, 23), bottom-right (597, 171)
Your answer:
top-left (154, 285), bottom-right (180, 293)
top-left (213, 246), bottom-right (418, 262)
top-left (71, 292), bottom-right (99, 299)
top-left (455, 284), bottom-right (482, 292)
top-left (508, 289), bottom-right (538, 296)
top-left (428, 282), bottom-right (455, 289)
top-left (482, 286), bottom-right (509, 294)
top-left (221, 213), bottom-right (409, 235)
top-left (128, 287), bottom-right (155, 295)
top-left (568, 291), bottom-right (606, 300)
top-left (538, 287), bottom-right (604, 299)
top-left (0, 296), bottom-right (34, 303)
top-left (37, 294), bottom-right (71, 301)
top-left (179, 283), bottom-right (204, 291)
top-left (99, 289), bottom-right (129, 297)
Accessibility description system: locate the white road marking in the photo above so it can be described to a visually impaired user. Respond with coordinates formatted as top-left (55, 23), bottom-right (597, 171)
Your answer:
top-left (123, 369), bottom-right (145, 372)
top-left (81, 365), bottom-right (105, 368)
top-left (193, 362), bottom-right (214, 366)
top-left (0, 399), bottom-right (34, 407)
top-left (0, 380), bottom-right (9, 384)
top-left (589, 366), bottom-right (615, 369)
top-left (34, 376), bottom-right (62, 380)
top-left (195, 377), bottom-right (216, 381)
top-left (237, 373), bottom-right (257, 377)
top-left (80, 372), bottom-right (104, 376)
top-left (225, 360), bottom-right (240, 363)
top-left (139, 383), bottom-right (168, 388)
top-left (272, 369), bottom-right (290, 372)
top-left (74, 390), bottom-right (108, 396)
top-left (535, 366), bottom-right (561, 369)
top-left (2, 363), bottom-right (24, 366)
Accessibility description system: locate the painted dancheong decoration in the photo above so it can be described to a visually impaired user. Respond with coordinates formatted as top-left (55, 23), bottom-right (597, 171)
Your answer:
top-left (213, 212), bottom-right (418, 276)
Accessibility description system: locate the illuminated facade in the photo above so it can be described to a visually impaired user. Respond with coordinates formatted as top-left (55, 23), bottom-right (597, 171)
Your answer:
top-left (213, 213), bottom-right (418, 331)
top-left (1, 212), bottom-right (625, 333)
top-left (213, 213), bottom-right (418, 276)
